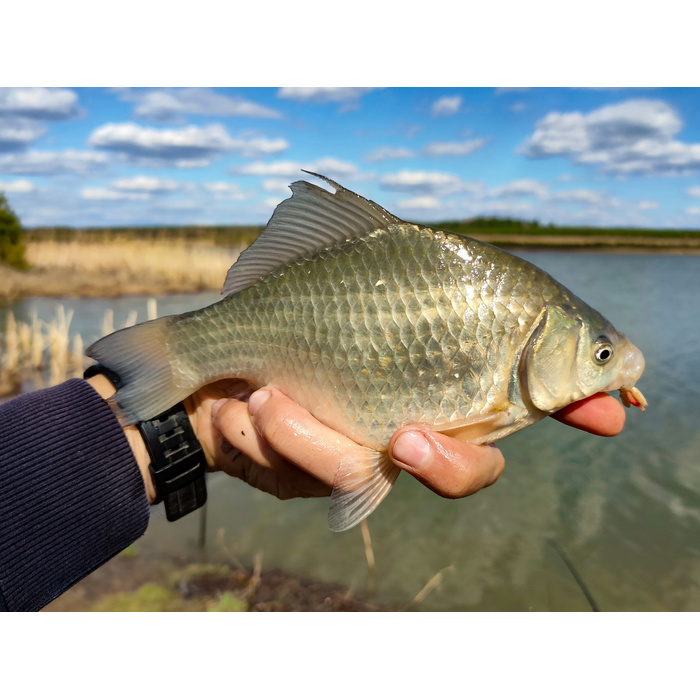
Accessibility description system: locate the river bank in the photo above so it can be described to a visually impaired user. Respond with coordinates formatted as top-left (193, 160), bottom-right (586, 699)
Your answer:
top-left (44, 550), bottom-right (385, 612)
top-left (0, 263), bottom-right (221, 303)
top-left (0, 238), bottom-right (239, 304)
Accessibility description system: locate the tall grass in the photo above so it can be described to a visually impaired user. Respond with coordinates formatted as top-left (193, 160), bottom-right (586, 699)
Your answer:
top-left (25, 239), bottom-right (237, 289)
top-left (2, 236), bottom-right (243, 303)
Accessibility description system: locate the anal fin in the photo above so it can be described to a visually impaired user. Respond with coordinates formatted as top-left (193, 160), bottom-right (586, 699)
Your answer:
top-left (328, 448), bottom-right (400, 532)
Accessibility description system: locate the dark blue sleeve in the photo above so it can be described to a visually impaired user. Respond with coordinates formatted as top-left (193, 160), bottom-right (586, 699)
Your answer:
top-left (0, 378), bottom-right (150, 611)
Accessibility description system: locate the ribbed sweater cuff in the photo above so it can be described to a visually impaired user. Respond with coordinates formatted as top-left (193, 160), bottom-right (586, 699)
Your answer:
top-left (0, 378), bottom-right (150, 611)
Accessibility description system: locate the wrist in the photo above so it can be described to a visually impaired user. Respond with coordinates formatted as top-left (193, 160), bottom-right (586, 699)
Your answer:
top-left (85, 374), bottom-right (158, 505)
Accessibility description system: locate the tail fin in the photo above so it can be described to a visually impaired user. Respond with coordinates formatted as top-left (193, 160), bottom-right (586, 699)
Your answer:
top-left (86, 316), bottom-right (190, 425)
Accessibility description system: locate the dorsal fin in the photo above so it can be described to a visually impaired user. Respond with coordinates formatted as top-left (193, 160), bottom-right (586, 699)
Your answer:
top-left (221, 171), bottom-right (404, 297)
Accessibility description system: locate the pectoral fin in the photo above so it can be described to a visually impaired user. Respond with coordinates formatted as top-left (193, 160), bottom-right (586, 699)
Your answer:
top-left (328, 448), bottom-right (400, 532)
top-left (431, 409), bottom-right (513, 444)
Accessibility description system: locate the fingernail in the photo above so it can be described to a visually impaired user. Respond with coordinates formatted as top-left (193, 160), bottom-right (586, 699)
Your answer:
top-left (211, 398), bottom-right (228, 424)
top-left (392, 431), bottom-right (432, 470)
top-left (248, 388), bottom-right (270, 416)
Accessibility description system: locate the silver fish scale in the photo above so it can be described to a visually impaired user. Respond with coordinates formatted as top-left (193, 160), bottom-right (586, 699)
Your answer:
top-left (167, 223), bottom-right (570, 448)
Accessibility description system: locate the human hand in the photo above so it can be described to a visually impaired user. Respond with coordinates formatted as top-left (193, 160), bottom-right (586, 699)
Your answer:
top-left (184, 380), bottom-right (333, 499)
top-left (184, 382), bottom-right (625, 503)
top-left (388, 392), bottom-right (625, 498)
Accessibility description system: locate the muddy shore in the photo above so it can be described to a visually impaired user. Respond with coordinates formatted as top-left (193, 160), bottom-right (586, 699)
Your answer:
top-left (0, 265), bottom-right (220, 304)
top-left (44, 549), bottom-right (385, 612)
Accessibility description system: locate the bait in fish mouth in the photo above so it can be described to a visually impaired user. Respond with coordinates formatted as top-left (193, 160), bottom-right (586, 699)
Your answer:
top-left (87, 172), bottom-right (647, 531)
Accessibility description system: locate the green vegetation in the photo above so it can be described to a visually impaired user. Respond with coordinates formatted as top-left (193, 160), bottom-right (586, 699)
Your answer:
top-left (0, 193), bottom-right (28, 269)
top-left (207, 593), bottom-right (249, 612)
top-left (26, 224), bottom-right (263, 248)
top-left (92, 583), bottom-right (185, 612)
top-left (430, 216), bottom-right (700, 239)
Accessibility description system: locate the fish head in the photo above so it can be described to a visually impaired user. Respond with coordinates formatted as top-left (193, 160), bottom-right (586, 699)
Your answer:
top-left (521, 304), bottom-right (646, 414)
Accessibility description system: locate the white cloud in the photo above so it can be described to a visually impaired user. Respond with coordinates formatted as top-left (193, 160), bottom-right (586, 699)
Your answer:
top-left (687, 187), bottom-right (700, 198)
top-left (431, 96), bottom-right (462, 117)
top-left (121, 88), bottom-right (282, 122)
top-left (423, 139), bottom-right (485, 157)
top-left (364, 146), bottom-right (415, 163)
top-left (230, 136), bottom-right (289, 158)
top-left (88, 122), bottom-right (237, 162)
top-left (0, 178), bottom-right (35, 193)
top-left (168, 158), bottom-right (213, 169)
top-left (475, 179), bottom-right (623, 213)
top-left (88, 122), bottom-right (288, 164)
top-left (0, 88), bottom-right (81, 120)
top-left (0, 118), bottom-right (46, 151)
top-left (548, 188), bottom-right (606, 205)
top-left (310, 157), bottom-right (360, 177)
top-left (686, 206), bottom-right (700, 215)
top-left (509, 102), bottom-right (527, 113)
top-left (81, 176), bottom-right (197, 202)
top-left (398, 196), bottom-right (442, 210)
top-left (486, 179), bottom-right (549, 199)
top-left (0, 150), bottom-right (108, 175)
top-left (111, 176), bottom-right (184, 193)
top-left (236, 160), bottom-right (301, 177)
top-left (203, 182), bottom-right (248, 200)
top-left (638, 200), bottom-right (658, 210)
top-left (380, 170), bottom-right (475, 196)
top-left (235, 157), bottom-right (359, 179)
top-left (520, 99), bottom-right (700, 176)
top-left (262, 178), bottom-right (292, 192)
top-left (277, 87), bottom-right (376, 103)
top-left (81, 187), bottom-right (149, 201)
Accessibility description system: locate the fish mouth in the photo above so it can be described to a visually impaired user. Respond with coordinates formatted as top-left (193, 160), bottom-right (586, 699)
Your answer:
top-left (604, 339), bottom-right (647, 411)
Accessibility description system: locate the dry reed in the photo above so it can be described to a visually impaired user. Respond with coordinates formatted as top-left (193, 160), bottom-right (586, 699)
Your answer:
top-left (25, 239), bottom-right (237, 290)
top-left (360, 519), bottom-right (376, 599)
top-left (0, 299), bottom-right (160, 397)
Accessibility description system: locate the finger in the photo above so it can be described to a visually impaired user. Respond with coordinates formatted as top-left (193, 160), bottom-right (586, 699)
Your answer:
top-left (208, 396), bottom-right (272, 467)
top-left (224, 453), bottom-right (332, 499)
top-left (389, 426), bottom-right (505, 499)
top-left (247, 386), bottom-right (370, 486)
top-left (183, 379), bottom-right (254, 467)
top-left (210, 397), bottom-right (331, 497)
top-left (551, 392), bottom-right (626, 437)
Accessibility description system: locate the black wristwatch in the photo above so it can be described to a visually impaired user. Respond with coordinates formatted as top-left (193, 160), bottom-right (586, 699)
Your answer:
top-left (84, 364), bottom-right (207, 521)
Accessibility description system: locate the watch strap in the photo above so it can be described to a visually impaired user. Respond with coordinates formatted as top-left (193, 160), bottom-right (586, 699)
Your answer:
top-left (84, 363), bottom-right (124, 390)
top-left (138, 404), bottom-right (207, 521)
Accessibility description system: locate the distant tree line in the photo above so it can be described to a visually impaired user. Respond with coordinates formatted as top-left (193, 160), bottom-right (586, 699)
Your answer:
top-left (24, 224), bottom-right (264, 248)
top-left (430, 216), bottom-right (700, 239)
top-left (0, 192), bottom-right (28, 269)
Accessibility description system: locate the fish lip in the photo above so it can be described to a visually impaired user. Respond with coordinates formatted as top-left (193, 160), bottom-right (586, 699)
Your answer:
top-left (603, 341), bottom-right (645, 392)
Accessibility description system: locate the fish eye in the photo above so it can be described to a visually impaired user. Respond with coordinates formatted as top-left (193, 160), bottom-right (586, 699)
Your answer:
top-left (593, 336), bottom-right (614, 364)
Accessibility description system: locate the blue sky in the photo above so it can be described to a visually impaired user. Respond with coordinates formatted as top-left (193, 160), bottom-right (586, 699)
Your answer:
top-left (2, 87), bottom-right (700, 229)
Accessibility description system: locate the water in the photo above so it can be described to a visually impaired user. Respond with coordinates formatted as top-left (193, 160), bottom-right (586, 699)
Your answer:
top-left (4, 253), bottom-right (699, 610)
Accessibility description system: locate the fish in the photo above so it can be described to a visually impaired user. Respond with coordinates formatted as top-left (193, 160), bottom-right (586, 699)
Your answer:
top-left (87, 172), bottom-right (647, 532)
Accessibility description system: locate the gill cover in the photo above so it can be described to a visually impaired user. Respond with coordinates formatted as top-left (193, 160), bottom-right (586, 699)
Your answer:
top-left (522, 305), bottom-right (582, 413)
